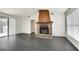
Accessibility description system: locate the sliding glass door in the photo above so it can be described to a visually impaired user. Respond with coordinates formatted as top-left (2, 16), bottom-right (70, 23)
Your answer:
top-left (67, 9), bottom-right (79, 41)
top-left (0, 17), bottom-right (8, 37)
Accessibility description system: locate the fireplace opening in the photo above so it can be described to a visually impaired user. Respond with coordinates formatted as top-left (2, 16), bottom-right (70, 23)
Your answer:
top-left (39, 25), bottom-right (49, 34)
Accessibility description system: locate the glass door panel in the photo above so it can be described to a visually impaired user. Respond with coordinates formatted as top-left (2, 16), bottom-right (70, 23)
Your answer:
top-left (0, 18), bottom-right (8, 37)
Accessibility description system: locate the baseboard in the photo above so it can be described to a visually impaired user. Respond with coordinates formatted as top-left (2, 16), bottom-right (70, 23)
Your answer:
top-left (0, 33), bottom-right (24, 38)
top-left (53, 35), bottom-right (66, 37)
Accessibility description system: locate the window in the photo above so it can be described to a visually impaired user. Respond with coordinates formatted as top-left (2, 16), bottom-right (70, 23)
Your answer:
top-left (67, 9), bottom-right (79, 41)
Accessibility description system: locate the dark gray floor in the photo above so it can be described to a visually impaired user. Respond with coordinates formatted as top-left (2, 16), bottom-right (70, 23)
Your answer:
top-left (0, 33), bottom-right (78, 51)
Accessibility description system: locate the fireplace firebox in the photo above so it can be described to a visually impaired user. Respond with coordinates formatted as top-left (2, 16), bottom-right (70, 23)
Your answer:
top-left (40, 25), bottom-right (49, 34)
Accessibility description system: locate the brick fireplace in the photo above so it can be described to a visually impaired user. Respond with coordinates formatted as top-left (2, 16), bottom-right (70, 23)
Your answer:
top-left (36, 10), bottom-right (53, 36)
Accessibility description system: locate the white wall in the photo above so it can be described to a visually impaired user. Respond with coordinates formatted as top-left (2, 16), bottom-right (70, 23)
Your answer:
top-left (16, 17), bottom-right (23, 34)
top-left (21, 17), bottom-right (31, 34)
top-left (9, 17), bottom-right (23, 35)
top-left (22, 12), bottom-right (39, 34)
top-left (52, 13), bottom-right (65, 36)
top-left (9, 17), bottom-right (16, 35)
top-left (21, 12), bottom-right (39, 34)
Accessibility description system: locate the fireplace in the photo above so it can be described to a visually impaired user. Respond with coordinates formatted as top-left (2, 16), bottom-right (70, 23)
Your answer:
top-left (35, 10), bottom-right (53, 39)
top-left (40, 25), bottom-right (49, 34)
top-left (36, 10), bottom-right (53, 35)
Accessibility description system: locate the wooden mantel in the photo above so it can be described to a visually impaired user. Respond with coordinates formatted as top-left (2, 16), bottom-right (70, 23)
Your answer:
top-left (36, 22), bottom-right (53, 24)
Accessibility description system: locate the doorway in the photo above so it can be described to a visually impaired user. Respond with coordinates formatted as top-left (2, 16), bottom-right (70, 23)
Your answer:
top-left (31, 20), bottom-right (35, 34)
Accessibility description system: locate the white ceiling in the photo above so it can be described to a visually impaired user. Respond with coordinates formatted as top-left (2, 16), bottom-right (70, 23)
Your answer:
top-left (51, 8), bottom-right (68, 13)
top-left (0, 8), bottom-right (68, 17)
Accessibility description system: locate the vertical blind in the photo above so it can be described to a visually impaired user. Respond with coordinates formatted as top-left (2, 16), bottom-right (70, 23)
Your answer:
top-left (67, 9), bottom-right (79, 41)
